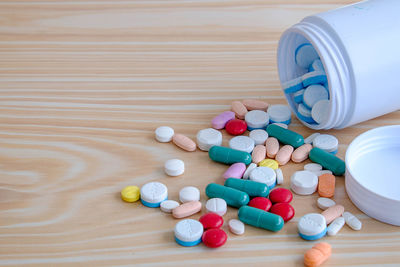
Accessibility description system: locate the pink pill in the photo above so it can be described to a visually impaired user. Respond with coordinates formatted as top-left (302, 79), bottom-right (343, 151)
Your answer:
top-left (223, 162), bottom-right (246, 180)
top-left (252, 145), bottom-right (266, 164)
top-left (212, 111), bottom-right (235, 130)
top-left (276, 145), bottom-right (294, 165)
top-left (265, 137), bottom-right (279, 158)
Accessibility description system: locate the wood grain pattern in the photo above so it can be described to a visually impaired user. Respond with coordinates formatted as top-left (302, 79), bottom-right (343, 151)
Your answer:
top-left (0, 0), bottom-right (399, 266)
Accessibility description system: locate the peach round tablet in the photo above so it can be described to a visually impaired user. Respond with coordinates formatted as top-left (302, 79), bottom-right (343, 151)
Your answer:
top-left (252, 145), bottom-right (266, 164)
top-left (231, 101), bottom-right (248, 119)
top-left (291, 143), bottom-right (313, 163)
top-left (242, 99), bottom-right (269, 111)
top-left (172, 201), bottom-right (202, 219)
top-left (321, 204), bottom-right (344, 224)
top-left (172, 134), bottom-right (196, 152)
top-left (304, 242), bottom-right (331, 267)
top-left (265, 137), bottom-right (279, 158)
top-left (318, 173), bottom-right (336, 198)
top-left (275, 145), bottom-right (294, 165)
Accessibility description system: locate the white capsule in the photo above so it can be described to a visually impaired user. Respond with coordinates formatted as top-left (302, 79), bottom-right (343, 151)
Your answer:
top-left (229, 219), bottom-right (245, 235)
top-left (304, 133), bottom-right (320, 144)
top-left (275, 168), bottom-right (284, 185)
top-left (160, 200), bottom-right (180, 213)
top-left (205, 198), bottom-right (227, 216)
top-left (196, 128), bottom-right (223, 151)
top-left (327, 216), bottom-right (345, 236)
top-left (179, 186), bottom-right (200, 203)
top-left (343, 211), bottom-right (362, 231)
top-left (317, 197), bottom-right (336, 210)
top-left (155, 126), bottom-right (174, 142)
top-left (243, 163), bottom-right (257, 180)
top-left (229, 136), bottom-right (255, 153)
top-left (164, 159), bottom-right (185, 176)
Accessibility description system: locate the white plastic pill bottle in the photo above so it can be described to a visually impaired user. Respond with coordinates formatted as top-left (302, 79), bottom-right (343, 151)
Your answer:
top-left (277, 0), bottom-right (400, 129)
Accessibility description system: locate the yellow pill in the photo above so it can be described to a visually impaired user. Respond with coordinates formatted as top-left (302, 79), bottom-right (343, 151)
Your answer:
top-left (121, 186), bottom-right (140, 203)
top-left (258, 159), bottom-right (279, 170)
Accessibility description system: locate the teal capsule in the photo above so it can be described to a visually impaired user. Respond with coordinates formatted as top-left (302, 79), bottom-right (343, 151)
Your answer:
top-left (224, 178), bottom-right (269, 198)
top-left (205, 183), bottom-right (249, 208)
top-left (266, 124), bottom-right (304, 148)
top-left (309, 147), bottom-right (345, 176)
top-left (238, 205), bottom-right (284, 232)
top-left (208, 146), bottom-right (252, 165)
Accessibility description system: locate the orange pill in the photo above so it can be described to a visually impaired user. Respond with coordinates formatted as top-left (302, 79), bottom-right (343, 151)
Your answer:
top-left (265, 137), bottom-right (279, 158)
top-left (231, 101), bottom-right (248, 119)
top-left (318, 173), bottom-right (336, 198)
top-left (291, 143), bottom-right (313, 163)
top-left (172, 134), bottom-right (196, 152)
top-left (321, 204), bottom-right (344, 224)
top-left (242, 99), bottom-right (269, 111)
top-left (275, 145), bottom-right (294, 165)
top-left (304, 242), bottom-right (332, 267)
top-left (172, 201), bottom-right (202, 219)
top-left (252, 145), bottom-right (266, 164)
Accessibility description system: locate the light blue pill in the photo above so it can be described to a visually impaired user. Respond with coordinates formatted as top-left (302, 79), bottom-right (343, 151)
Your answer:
top-left (303, 84), bottom-right (329, 109)
top-left (175, 236), bottom-right (202, 247)
top-left (297, 104), bottom-right (316, 124)
top-left (295, 44), bottom-right (319, 69)
top-left (302, 71), bottom-right (328, 87)
top-left (309, 59), bottom-right (324, 72)
top-left (283, 76), bottom-right (303, 94)
top-left (293, 89), bottom-right (305, 103)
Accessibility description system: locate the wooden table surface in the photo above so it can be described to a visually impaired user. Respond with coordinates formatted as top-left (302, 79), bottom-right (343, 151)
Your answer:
top-left (1, 0), bottom-right (400, 266)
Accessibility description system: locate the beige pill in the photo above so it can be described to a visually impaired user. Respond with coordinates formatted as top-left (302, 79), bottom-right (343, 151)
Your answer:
top-left (231, 101), bottom-right (248, 119)
top-left (172, 201), bottom-right (202, 219)
top-left (242, 99), bottom-right (269, 111)
top-left (321, 204), bottom-right (344, 224)
top-left (252, 145), bottom-right (266, 164)
top-left (291, 143), bottom-right (313, 163)
top-left (275, 145), bottom-right (294, 165)
top-left (265, 137), bottom-right (279, 158)
top-left (172, 134), bottom-right (196, 152)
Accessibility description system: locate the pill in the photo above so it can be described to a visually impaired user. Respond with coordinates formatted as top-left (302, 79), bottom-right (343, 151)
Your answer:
top-left (242, 99), bottom-right (269, 111)
top-left (155, 126), bottom-right (175, 143)
top-left (243, 163), bottom-right (257, 179)
top-left (245, 110), bottom-right (269, 130)
top-left (199, 213), bottom-right (224, 230)
top-left (309, 59), bottom-right (324, 72)
top-left (259, 158), bottom-right (279, 169)
top-left (303, 84), bottom-right (329, 109)
top-left (202, 228), bottom-right (227, 248)
top-left (121, 185), bottom-right (140, 203)
top-left (205, 183), bottom-right (249, 208)
top-left (164, 159), bottom-right (185, 176)
top-left (211, 111), bottom-right (235, 130)
top-left (313, 134), bottom-right (338, 154)
top-left (174, 219), bottom-right (203, 247)
top-left (312, 100), bottom-right (330, 124)
top-left (295, 43), bottom-right (319, 69)
top-left (290, 170), bottom-right (318, 195)
top-left (224, 178), bottom-right (269, 197)
top-left (272, 122), bottom-right (288, 129)
top-left (249, 129), bottom-right (269, 145)
top-left (231, 101), bottom-right (248, 119)
top-left (140, 182), bottom-right (168, 208)
top-left (172, 133), bottom-right (196, 152)
top-left (179, 186), bottom-right (200, 203)
top-left (316, 170), bottom-right (333, 176)
top-left (225, 119), bottom-right (247, 135)
top-left (267, 104), bottom-right (292, 125)
top-left (304, 133), bottom-right (321, 144)
top-left (265, 137), bottom-right (280, 158)
top-left (222, 162), bottom-right (246, 180)
top-left (172, 201), bottom-right (202, 219)
top-left (291, 143), bottom-right (313, 163)
top-left (321, 204), bottom-right (344, 224)
top-left (205, 198), bottom-right (227, 216)
top-left (309, 147), bottom-right (345, 176)
top-left (160, 200), bottom-right (180, 213)
top-left (275, 145), bottom-right (294, 165)
top-left (293, 89), bottom-right (305, 103)
top-left (249, 167), bottom-right (276, 190)
top-left (266, 124), bottom-right (304, 148)
top-left (229, 135), bottom-right (255, 153)
top-left (327, 216), bottom-right (345, 236)
top-left (318, 173), bottom-right (335, 198)
top-left (252, 145), bottom-right (266, 164)
top-left (304, 163), bottom-right (323, 172)
top-left (297, 105), bottom-right (317, 124)
top-left (248, 197), bottom-right (272, 211)
top-left (302, 71), bottom-right (328, 87)
top-left (275, 168), bottom-right (284, 185)
top-left (238, 205), bottom-right (284, 232)
top-left (196, 128), bottom-right (223, 151)
top-left (282, 76), bottom-right (303, 94)
top-left (298, 213), bottom-right (327, 241)
top-left (270, 203), bottom-right (295, 222)
top-left (304, 242), bottom-right (331, 267)
top-left (343, 211), bottom-right (362, 230)
top-left (208, 146), bottom-right (252, 165)
top-left (317, 197), bottom-right (336, 210)
top-left (269, 187), bottom-right (293, 203)
top-left (228, 219), bottom-right (245, 235)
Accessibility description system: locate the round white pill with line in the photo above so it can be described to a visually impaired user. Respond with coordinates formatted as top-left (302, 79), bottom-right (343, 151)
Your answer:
top-left (343, 211), bottom-right (362, 230)
top-left (196, 128), bottom-right (223, 151)
top-left (164, 159), bottom-right (185, 176)
top-left (275, 168), bottom-right (284, 185)
top-left (155, 126), bottom-right (174, 142)
top-left (229, 136), bottom-right (255, 153)
top-left (245, 110), bottom-right (269, 130)
top-left (267, 104), bottom-right (291, 124)
top-left (249, 166), bottom-right (276, 188)
top-left (174, 219), bottom-right (203, 246)
top-left (205, 198), bottom-right (227, 216)
top-left (313, 134), bottom-right (338, 153)
top-left (179, 186), bottom-right (200, 203)
top-left (317, 197), bottom-right (336, 210)
top-left (327, 216), bottom-right (345, 236)
top-left (312, 99), bottom-right (330, 124)
top-left (298, 213), bottom-right (327, 241)
top-left (304, 163), bottom-right (323, 172)
top-left (304, 133), bottom-right (321, 144)
top-left (290, 170), bottom-right (318, 195)
top-left (229, 219), bottom-right (245, 235)
top-left (160, 200), bottom-right (180, 213)
top-left (140, 182), bottom-right (168, 207)
top-left (249, 129), bottom-right (269, 145)
top-left (243, 163), bottom-right (257, 180)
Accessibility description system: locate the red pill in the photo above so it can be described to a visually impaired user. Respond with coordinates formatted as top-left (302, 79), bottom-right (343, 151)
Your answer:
top-left (202, 228), bottom-right (227, 248)
top-left (199, 213), bottom-right (224, 230)
top-left (269, 187), bottom-right (293, 204)
top-left (248, 197), bottom-right (272, 211)
top-left (269, 202), bottom-right (295, 222)
top-left (225, 119), bottom-right (247, 135)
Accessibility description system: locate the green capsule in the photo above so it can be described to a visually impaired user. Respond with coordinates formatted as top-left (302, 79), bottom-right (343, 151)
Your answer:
top-left (238, 205), bottom-right (284, 232)
top-left (309, 147), bottom-right (345, 176)
top-left (224, 178), bottom-right (269, 198)
top-left (208, 146), bottom-right (252, 165)
top-left (205, 183), bottom-right (249, 208)
top-left (266, 124), bottom-right (304, 148)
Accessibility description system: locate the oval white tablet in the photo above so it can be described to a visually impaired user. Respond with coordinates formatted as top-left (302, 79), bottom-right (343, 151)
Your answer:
top-left (343, 211), bottom-right (362, 230)
top-left (179, 186), bottom-right (200, 203)
top-left (311, 99), bottom-right (330, 124)
top-left (327, 216), bottom-right (345, 236)
top-left (229, 136), bottom-right (255, 153)
top-left (245, 110), bottom-right (269, 129)
top-left (317, 197), bottom-right (336, 210)
top-left (275, 168), bottom-right (284, 185)
top-left (164, 159), bottom-right (185, 176)
top-left (267, 104), bottom-right (291, 124)
top-left (160, 200), bottom-right (180, 213)
top-left (229, 219), bottom-right (245, 235)
top-left (304, 163), bottom-right (323, 172)
top-left (290, 170), bottom-right (318, 195)
top-left (242, 163), bottom-right (257, 180)
top-left (303, 85), bottom-right (329, 109)
top-left (174, 219), bottom-right (204, 242)
top-left (304, 133), bottom-right (321, 144)
top-left (155, 126), bottom-right (174, 143)
top-left (140, 182), bottom-right (168, 204)
top-left (196, 128), bottom-right (223, 151)
top-left (313, 134), bottom-right (338, 153)
top-left (298, 213), bottom-right (327, 237)
top-left (205, 198), bottom-right (227, 216)
top-left (249, 129), bottom-right (269, 145)
top-left (249, 166), bottom-right (276, 187)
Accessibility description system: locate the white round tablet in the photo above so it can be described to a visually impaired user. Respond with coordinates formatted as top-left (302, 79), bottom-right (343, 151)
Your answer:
top-left (155, 126), bottom-right (174, 143)
top-left (298, 103), bottom-right (312, 117)
top-left (298, 213), bottom-right (327, 237)
top-left (249, 129), bottom-right (269, 145)
top-left (272, 123), bottom-right (288, 129)
top-left (164, 159), bottom-right (185, 176)
top-left (179, 186), bottom-right (200, 203)
top-left (205, 198), bottom-right (227, 216)
top-left (303, 85), bottom-right (329, 109)
top-left (245, 110), bottom-right (269, 129)
top-left (313, 134), bottom-right (338, 153)
top-left (304, 163), bottom-right (323, 172)
top-left (311, 99), bottom-right (330, 124)
top-left (290, 170), bottom-right (318, 195)
top-left (243, 163), bottom-right (257, 180)
top-left (160, 200), bottom-right (180, 213)
top-left (267, 104), bottom-right (291, 124)
top-left (229, 219), bottom-right (245, 235)
top-left (249, 166), bottom-right (276, 187)
top-left (229, 136), bottom-right (255, 153)
top-left (174, 219), bottom-right (203, 242)
top-left (304, 133), bottom-right (321, 144)
top-left (275, 168), bottom-right (284, 185)
top-left (140, 182), bottom-right (168, 204)
top-left (196, 128), bottom-right (222, 151)
top-left (317, 197), bottom-right (336, 210)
